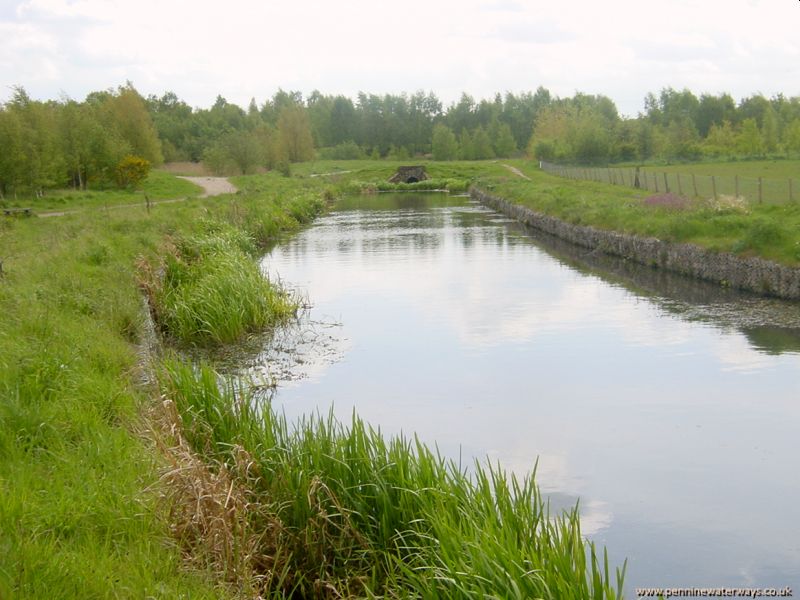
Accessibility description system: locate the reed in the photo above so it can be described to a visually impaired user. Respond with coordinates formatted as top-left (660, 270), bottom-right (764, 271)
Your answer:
top-left (159, 359), bottom-right (626, 598)
top-left (140, 228), bottom-right (297, 347)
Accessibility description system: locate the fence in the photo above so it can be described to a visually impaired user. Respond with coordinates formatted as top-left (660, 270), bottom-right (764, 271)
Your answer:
top-left (539, 161), bottom-right (798, 206)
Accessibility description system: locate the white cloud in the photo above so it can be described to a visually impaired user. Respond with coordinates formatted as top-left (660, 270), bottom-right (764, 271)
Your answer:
top-left (2, 0), bottom-right (799, 113)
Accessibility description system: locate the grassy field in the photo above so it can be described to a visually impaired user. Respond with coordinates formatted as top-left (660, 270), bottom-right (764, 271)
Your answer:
top-left (0, 169), bottom-right (202, 212)
top-left (496, 159), bottom-right (800, 266)
top-left (658, 158), bottom-right (800, 179)
top-left (1, 165), bottom-right (626, 598)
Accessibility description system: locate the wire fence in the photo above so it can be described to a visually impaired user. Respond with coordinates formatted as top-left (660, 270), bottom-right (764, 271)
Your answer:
top-left (539, 161), bottom-right (799, 206)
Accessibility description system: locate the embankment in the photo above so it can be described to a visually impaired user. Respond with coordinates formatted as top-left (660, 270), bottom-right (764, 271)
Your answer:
top-left (472, 187), bottom-right (800, 300)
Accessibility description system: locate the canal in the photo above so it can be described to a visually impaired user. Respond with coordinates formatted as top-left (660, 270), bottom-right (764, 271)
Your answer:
top-left (257, 192), bottom-right (800, 592)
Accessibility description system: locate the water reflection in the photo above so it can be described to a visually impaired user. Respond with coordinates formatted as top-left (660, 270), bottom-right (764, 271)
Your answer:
top-left (258, 193), bottom-right (800, 591)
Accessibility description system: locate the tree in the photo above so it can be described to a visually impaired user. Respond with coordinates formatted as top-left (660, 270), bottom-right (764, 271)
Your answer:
top-left (737, 118), bottom-right (764, 156)
top-left (458, 129), bottom-right (475, 160)
top-left (491, 122), bottom-right (517, 158)
top-left (223, 130), bottom-right (262, 174)
top-left (761, 107), bottom-right (779, 153)
top-left (703, 121), bottom-right (737, 157)
top-left (277, 105), bottom-right (314, 162)
top-left (103, 84), bottom-right (163, 165)
top-left (783, 118), bottom-right (800, 154)
top-left (432, 124), bottom-right (458, 160)
top-left (472, 126), bottom-right (495, 159)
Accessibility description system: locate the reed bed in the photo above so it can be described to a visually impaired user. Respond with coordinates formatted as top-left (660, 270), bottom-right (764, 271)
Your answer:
top-left (159, 359), bottom-right (626, 599)
top-left (139, 223), bottom-right (298, 347)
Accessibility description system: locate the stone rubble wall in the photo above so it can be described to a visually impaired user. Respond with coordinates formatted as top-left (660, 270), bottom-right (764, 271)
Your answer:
top-left (471, 187), bottom-right (800, 300)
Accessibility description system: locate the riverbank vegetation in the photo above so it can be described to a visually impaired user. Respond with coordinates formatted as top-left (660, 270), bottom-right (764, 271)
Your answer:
top-left (1, 166), bottom-right (628, 597)
top-left (485, 160), bottom-right (800, 266)
top-left (159, 358), bottom-right (625, 598)
top-left (0, 172), bottom-right (326, 597)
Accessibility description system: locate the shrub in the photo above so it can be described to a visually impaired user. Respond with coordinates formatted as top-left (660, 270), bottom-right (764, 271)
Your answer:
top-left (114, 155), bottom-right (151, 189)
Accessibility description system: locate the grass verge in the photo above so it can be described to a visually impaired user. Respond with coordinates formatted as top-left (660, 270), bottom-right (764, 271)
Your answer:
top-left (490, 160), bottom-right (800, 266)
top-left (0, 171), bottom-right (327, 598)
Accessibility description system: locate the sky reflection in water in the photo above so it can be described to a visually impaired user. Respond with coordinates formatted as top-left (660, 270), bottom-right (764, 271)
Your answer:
top-left (259, 193), bottom-right (800, 591)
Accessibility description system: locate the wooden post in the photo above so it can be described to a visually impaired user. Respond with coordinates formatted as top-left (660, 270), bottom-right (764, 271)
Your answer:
top-left (655, 173), bottom-right (659, 193)
top-left (758, 177), bottom-right (763, 203)
top-left (608, 168), bottom-right (613, 184)
top-left (735, 175), bottom-right (739, 198)
top-left (663, 172), bottom-right (670, 194)
top-left (712, 176), bottom-right (718, 201)
top-left (692, 173), bottom-right (698, 197)
top-left (634, 167), bottom-right (641, 189)
top-left (677, 173), bottom-right (683, 196)
top-left (790, 178), bottom-right (794, 202)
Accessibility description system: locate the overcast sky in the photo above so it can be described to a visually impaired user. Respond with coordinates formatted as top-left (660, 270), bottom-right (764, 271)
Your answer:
top-left (1, 0), bottom-right (798, 116)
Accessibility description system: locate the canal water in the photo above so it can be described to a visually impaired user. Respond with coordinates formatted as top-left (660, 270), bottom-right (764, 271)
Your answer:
top-left (258, 192), bottom-right (800, 592)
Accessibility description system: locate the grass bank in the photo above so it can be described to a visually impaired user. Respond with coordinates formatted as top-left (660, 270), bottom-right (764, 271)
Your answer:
top-left (2, 164), bottom-right (626, 597)
top-left (160, 359), bottom-right (625, 598)
top-left (490, 160), bottom-right (800, 267)
top-left (0, 171), bottom-right (327, 597)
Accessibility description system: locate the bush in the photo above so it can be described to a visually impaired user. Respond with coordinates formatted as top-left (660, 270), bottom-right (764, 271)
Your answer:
top-left (114, 155), bottom-right (151, 189)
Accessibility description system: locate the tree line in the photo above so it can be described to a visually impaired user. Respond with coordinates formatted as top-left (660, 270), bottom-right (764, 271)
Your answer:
top-left (4, 83), bottom-right (800, 197)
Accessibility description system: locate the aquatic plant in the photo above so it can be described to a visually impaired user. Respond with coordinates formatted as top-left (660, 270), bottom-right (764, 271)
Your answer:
top-left (159, 359), bottom-right (627, 598)
top-left (140, 229), bottom-right (297, 347)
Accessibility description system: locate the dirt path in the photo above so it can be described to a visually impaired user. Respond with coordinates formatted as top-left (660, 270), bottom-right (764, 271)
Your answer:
top-left (502, 164), bottom-right (531, 181)
top-left (177, 176), bottom-right (237, 197)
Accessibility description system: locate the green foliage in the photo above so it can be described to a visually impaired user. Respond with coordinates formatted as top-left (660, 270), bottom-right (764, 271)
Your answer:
top-left (736, 118), bottom-right (764, 157)
top-left (144, 231), bottom-right (297, 346)
top-left (114, 155), bottom-right (151, 189)
top-left (317, 140), bottom-right (366, 160)
top-left (277, 104), bottom-right (314, 162)
top-left (159, 359), bottom-right (626, 598)
top-left (491, 160), bottom-right (800, 266)
top-left (201, 143), bottom-right (230, 176)
top-left (432, 124), bottom-right (458, 160)
top-left (492, 121), bottom-right (518, 157)
top-left (0, 170), bottom-right (330, 597)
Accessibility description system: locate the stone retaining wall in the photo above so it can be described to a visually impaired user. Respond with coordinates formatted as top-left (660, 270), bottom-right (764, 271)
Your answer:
top-left (471, 187), bottom-right (800, 300)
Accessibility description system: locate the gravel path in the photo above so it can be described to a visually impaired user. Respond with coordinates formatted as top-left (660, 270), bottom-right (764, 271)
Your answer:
top-left (502, 164), bottom-right (531, 180)
top-left (177, 176), bottom-right (237, 197)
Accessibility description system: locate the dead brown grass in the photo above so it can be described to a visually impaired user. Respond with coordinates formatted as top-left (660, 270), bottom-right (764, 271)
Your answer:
top-left (146, 397), bottom-right (290, 598)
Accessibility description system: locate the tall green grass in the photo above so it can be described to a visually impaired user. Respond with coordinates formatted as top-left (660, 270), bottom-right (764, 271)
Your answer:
top-left (141, 222), bottom-right (298, 347)
top-left (0, 171), bottom-right (328, 598)
top-left (160, 359), bottom-right (626, 598)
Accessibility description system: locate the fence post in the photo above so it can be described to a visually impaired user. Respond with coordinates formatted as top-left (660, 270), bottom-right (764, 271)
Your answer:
top-left (692, 173), bottom-right (698, 197)
top-left (663, 172), bottom-right (670, 194)
top-left (677, 173), bottom-right (683, 196)
top-left (735, 175), bottom-right (739, 198)
top-left (655, 174), bottom-right (659, 193)
top-left (634, 167), bottom-right (641, 189)
top-left (758, 177), bottom-right (763, 204)
top-left (790, 178), bottom-right (794, 202)
top-left (712, 176), bottom-right (718, 201)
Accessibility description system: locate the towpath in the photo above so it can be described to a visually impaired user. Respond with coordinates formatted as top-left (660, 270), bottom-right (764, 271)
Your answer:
top-left (502, 164), bottom-right (531, 180)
